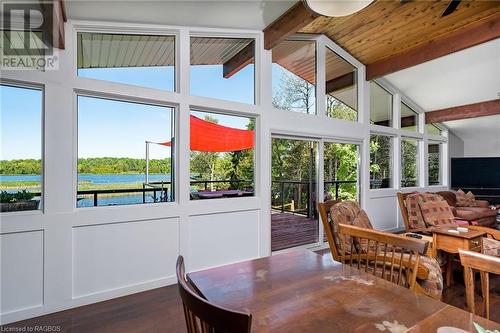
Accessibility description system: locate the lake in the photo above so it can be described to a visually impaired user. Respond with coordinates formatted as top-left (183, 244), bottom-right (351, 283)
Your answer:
top-left (1, 173), bottom-right (171, 184)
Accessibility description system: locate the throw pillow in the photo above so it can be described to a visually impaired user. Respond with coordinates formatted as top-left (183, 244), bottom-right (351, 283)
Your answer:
top-left (420, 200), bottom-right (455, 227)
top-left (483, 238), bottom-right (500, 257)
top-left (456, 189), bottom-right (477, 207)
top-left (465, 191), bottom-right (477, 207)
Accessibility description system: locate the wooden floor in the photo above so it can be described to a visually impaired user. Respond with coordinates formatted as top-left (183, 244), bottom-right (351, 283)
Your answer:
top-left (271, 211), bottom-right (318, 251)
top-left (3, 251), bottom-right (498, 332)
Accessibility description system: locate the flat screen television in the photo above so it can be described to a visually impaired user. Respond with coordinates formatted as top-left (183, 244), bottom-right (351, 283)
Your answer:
top-left (451, 157), bottom-right (500, 188)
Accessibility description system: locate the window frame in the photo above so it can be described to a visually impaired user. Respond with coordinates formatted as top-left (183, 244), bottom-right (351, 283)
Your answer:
top-left (369, 81), bottom-right (394, 128)
top-left (74, 28), bottom-right (180, 94)
top-left (188, 108), bottom-right (257, 200)
top-left (324, 45), bottom-right (359, 122)
top-left (0, 80), bottom-right (45, 215)
top-left (369, 133), bottom-right (395, 190)
top-left (74, 91), bottom-right (178, 209)
top-left (271, 37), bottom-right (318, 115)
top-left (427, 140), bottom-right (443, 187)
top-left (400, 136), bottom-right (421, 188)
top-left (188, 34), bottom-right (257, 105)
top-left (400, 101), bottom-right (420, 133)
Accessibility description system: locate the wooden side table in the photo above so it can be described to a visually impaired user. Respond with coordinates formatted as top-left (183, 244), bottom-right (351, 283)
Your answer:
top-left (430, 226), bottom-right (486, 287)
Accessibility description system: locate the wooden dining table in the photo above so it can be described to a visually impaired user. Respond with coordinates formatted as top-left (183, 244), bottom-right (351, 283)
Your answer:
top-left (187, 249), bottom-right (500, 332)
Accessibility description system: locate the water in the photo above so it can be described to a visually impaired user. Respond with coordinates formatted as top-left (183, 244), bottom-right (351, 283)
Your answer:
top-left (1, 173), bottom-right (171, 183)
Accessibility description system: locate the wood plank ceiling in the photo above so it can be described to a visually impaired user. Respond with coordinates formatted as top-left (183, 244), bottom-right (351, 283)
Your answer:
top-left (298, 0), bottom-right (500, 65)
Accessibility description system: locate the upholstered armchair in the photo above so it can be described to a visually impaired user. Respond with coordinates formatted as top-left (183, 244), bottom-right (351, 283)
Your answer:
top-left (318, 200), bottom-right (443, 300)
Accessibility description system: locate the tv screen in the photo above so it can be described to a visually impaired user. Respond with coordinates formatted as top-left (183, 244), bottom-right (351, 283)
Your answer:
top-left (451, 157), bottom-right (500, 188)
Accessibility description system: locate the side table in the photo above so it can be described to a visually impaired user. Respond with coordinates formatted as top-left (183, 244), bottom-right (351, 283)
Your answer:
top-left (430, 226), bottom-right (486, 287)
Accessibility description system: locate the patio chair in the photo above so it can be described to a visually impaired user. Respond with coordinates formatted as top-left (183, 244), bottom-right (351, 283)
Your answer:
top-left (459, 250), bottom-right (500, 320)
top-left (318, 200), bottom-right (443, 300)
top-left (176, 256), bottom-right (252, 333)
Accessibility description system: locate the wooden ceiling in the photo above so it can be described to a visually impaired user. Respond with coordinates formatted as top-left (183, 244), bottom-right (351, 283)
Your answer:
top-left (298, 0), bottom-right (499, 65)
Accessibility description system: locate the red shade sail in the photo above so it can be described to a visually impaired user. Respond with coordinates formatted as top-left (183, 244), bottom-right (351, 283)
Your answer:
top-left (160, 115), bottom-right (254, 152)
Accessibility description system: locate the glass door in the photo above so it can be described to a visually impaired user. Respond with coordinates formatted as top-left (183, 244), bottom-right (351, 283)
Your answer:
top-left (323, 141), bottom-right (360, 202)
top-left (271, 137), bottom-right (318, 251)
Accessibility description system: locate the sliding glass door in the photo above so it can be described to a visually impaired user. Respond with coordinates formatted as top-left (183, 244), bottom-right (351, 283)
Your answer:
top-left (271, 136), bottom-right (360, 252)
top-left (271, 137), bottom-right (318, 251)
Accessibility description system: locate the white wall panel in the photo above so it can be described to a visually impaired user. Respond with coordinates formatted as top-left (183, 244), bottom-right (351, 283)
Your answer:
top-left (365, 196), bottom-right (398, 231)
top-left (72, 218), bottom-right (179, 298)
top-left (188, 210), bottom-right (259, 271)
top-left (1, 231), bottom-right (44, 314)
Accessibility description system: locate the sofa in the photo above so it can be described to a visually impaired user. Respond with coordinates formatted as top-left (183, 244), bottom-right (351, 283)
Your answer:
top-left (437, 191), bottom-right (497, 227)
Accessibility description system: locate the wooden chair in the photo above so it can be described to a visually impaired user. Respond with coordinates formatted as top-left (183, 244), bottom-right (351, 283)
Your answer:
top-left (459, 250), bottom-right (500, 320)
top-left (176, 256), bottom-right (252, 333)
top-left (337, 224), bottom-right (429, 292)
top-left (318, 199), bottom-right (341, 261)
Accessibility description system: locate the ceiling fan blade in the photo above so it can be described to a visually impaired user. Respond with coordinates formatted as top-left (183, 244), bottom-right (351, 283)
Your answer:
top-left (441, 0), bottom-right (461, 17)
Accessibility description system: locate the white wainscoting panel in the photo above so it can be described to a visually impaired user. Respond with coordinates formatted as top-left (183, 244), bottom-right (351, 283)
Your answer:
top-left (188, 210), bottom-right (260, 271)
top-left (72, 218), bottom-right (179, 298)
top-left (1, 230), bottom-right (44, 315)
top-left (366, 196), bottom-right (399, 230)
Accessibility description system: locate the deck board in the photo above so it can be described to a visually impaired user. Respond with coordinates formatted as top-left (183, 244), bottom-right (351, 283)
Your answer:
top-left (271, 211), bottom-right (319, 251)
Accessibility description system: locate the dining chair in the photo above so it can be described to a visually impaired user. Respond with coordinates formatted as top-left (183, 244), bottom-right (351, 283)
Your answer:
top-left (337, 224), bottom-right (429, 293)
top-left (459, 250), bottom-right (500, 320)
top-left (318, 199), bottom-right (341, 260)
top-left (176, 256), bottom-right (252, 333)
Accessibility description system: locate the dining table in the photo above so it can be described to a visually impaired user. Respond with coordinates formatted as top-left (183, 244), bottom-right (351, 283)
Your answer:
top-left (187, 249), bottom-right (500, 332)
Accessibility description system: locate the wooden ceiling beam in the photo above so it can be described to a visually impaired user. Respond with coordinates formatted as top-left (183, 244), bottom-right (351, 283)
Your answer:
top-left (425, 99), bottom-right (500, 124)
top-left (263, 1), bottom-right (320, 50)
top-left (223, 41), bottom-right (255, 79)
top-left (39, 0), bottom-right (67, 49)
top-left (366, 13), bottom-right (500, 80)
top-left (326, 72), bottom-right (354, 94)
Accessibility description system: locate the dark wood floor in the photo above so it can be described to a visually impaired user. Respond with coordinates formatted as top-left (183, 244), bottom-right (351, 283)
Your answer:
top-left (271, 211), bottom-right (318, 251)
top-left (3, 251), bottom-right (499, 332)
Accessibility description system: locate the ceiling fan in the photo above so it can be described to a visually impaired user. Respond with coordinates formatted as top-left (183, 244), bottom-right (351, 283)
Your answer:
top-left (401, 0), bottom-right (462, 17)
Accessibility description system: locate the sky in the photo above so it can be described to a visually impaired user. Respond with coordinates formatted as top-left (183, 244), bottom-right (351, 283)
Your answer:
top-left (1, 63), bottom-right (292, 161)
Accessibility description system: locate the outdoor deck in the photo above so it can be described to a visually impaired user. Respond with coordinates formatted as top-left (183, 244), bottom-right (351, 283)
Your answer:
top-left (271, 211), bottom-right (319, 251)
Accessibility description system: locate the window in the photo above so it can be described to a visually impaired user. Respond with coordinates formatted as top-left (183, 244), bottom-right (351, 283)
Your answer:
top-left (428, 141), bottom-right (442, 185)
top-left (190, 37), bottom-right (255, 104)
top-left (370, 82), bottom-right (393, 127)
top-left (272, 40), bottom-right (316, 114)
top-left (401, 137), bottom-right (419, 187)
top-left (0, 84), bottom-right (43, 212)
top-left (77, 32), bottom-right (175, 91)
top-left (401, 102), bottom-right (419, 132)
top-left (370, 134), bottom-right (393, 189)
top-left (325, 47), bottom-right (357, 121)
top-left (77, 96), bottom-right (174, 207)
top-left (426, 123), bottom-right (442, 135)
top-left (189, 111), bottom-right (254, 200)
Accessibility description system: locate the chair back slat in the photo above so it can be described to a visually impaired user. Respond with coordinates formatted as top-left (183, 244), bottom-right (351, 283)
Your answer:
top-left (338, 224), bottom-right (428, 291)
top-left (176, 256), bottom-right (252, 333)
top-left (459, 250), bottom-right (500, 320)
